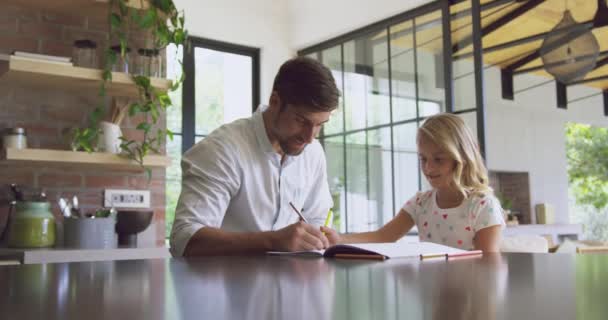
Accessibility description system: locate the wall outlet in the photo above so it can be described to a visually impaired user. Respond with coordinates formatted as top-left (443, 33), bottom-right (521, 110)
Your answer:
top-left (104, 189), bottom-right (150, 208)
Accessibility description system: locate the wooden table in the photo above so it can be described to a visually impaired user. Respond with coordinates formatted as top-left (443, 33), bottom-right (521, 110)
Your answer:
top-left (1, 253), bottom-right (607, 319)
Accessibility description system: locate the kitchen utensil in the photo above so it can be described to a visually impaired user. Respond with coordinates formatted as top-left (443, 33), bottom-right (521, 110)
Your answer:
top-left (71, 196), bottom-right (82, 218)
top-left (58, 198), bottom-right (70, 218)
top-left (10, 184), bottom-right (23, 201)
top-left (36, 190), bottom-right (47, 202)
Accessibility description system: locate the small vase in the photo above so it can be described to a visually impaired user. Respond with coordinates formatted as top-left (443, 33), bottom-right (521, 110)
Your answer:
top-left (98, 121), bottom-right (122, 154)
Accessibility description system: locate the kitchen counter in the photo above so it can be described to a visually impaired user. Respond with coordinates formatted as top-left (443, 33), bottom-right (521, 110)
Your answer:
top-left (503, 223), bottom-right (582, 244)
top-left (0, 246), bottom-right (170, 264)
top-left (3, 253), bottom-right (605, 319)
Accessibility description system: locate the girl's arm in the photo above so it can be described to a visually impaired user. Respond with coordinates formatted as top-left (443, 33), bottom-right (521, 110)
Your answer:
top-left (322, 209), bottom-right (415, 245)
top-left (473, 225), bottom-right (502, 252)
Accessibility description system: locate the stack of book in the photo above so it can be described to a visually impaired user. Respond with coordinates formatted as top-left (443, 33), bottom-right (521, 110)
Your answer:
top-left (1, 51), bottom-right (72, 66)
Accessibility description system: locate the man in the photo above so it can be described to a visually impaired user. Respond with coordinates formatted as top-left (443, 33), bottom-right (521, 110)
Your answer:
top-left (170, 57), bottom-right (340, 257)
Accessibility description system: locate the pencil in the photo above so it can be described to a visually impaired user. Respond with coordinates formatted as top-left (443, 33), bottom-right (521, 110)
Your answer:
top-left (334, 253), bottom-right (387, 260)
top-left (420, 253), bottom-right (447, 260)
top-left (289, 201), bottom-right (308, 223)
top-left (447, 250), bottom-right (483, 259)
top-left (324, 209), bottom-right (333, 228)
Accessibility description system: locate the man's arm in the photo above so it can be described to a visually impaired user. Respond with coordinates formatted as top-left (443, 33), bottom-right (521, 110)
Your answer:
top-left (170, 137), bottom-right (242, 257)
top-left (183, 222), bottom-right (329, 256)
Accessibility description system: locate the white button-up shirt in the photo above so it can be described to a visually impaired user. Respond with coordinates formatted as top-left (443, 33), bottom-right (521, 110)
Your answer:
top-left (170, 107), bottom-right (333, 256)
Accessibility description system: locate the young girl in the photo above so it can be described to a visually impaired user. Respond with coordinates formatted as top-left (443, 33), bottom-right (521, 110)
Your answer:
top-left (322, 113), bottom-right (505, 252)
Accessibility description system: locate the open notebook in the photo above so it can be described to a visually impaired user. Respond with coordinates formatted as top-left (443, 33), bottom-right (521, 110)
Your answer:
top-left (268, 241), bottom-right (473, 260)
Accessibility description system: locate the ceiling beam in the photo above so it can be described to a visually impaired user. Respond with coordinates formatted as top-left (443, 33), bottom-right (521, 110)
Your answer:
top-left (452, 0), bottom-right (545, 54)
top-left (371, 0), bottom-right (514, 46)
top-left (556, 81), bottom-right (567, 109)
top-left (452, 19), bottom-right (594, 60)
top-left (595, 55), bottom-right (608, 70)
top-left (569, 75), bottom-right (608, 86)
top-left (604, 90), bottom-right (608, 116)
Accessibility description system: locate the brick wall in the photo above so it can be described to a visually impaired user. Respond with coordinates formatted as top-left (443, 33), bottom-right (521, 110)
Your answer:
top-left (0, 3), bottom-right (167, 246)
top-left (489, 171), bottom-right (532, 224)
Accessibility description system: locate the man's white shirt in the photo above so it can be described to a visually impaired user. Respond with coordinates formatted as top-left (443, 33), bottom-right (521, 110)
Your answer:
top-left (170, 106), bottom-right (333, 256)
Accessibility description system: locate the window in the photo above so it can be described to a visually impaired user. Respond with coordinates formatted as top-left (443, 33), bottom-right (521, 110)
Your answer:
top-left (165, 37), bottom-right (260, 237)
top-left (301, 2), bottom-right (479, 233)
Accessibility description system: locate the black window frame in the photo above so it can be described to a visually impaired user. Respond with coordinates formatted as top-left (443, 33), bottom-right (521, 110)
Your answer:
top-left (181, 36), bottom-right (261, 152)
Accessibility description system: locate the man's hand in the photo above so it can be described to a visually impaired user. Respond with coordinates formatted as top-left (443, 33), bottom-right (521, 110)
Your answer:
top-left (272, 221), bottom-right (330, 251)
top-left (320, 226), bottom-right (341, 246)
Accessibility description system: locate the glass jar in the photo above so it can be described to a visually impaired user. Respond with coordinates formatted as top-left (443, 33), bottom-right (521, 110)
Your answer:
top-left (3, 127), bottom-right (27, 149)
top-left (135, 48), bottom-right (152, 76)
top-left (135, 48), bottom-right (163, 77)
top-left (8, 201), bottom-right (56, 248)
top-left (151, 49), bottom-right (163, 78)
top-left (110, 45), bottom-right (132, 74)
top-left (72, 39), bottom-right (98, 68)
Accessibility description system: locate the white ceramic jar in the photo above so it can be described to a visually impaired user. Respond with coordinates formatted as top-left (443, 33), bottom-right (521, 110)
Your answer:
top-left (3, 127), bottom-right (27, 149)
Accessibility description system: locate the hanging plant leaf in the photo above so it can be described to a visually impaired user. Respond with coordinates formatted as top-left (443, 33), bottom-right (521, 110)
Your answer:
top-left (129, 103), bottom-right (142, 116)
top-left (136, 122), bottom-right (151, 132)
top-left (118, 0), bottom-right (128, 16)
top-left (110, 13), bottom-right (122, 30)
top-left (140, 8), bottom-right (156, 28)
top-left (150, 104), bottom-right (159, 122)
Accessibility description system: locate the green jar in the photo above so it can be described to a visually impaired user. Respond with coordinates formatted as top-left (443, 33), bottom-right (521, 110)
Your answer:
top-left (8, 201), bottom-right (56, 248)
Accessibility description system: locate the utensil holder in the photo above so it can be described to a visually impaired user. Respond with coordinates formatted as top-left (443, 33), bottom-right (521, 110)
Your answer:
top-left (64, 217), bottom-right (117, 249)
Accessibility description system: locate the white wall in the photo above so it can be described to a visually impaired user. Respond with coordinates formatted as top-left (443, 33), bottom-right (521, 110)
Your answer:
top-left (173, 0), bottom-right (435, 100)
top-left (288, 0), bottom-right (433, 50)
top-left (173, 0), bottom-right (293, 102)
top-left (483, 68), bottom-right (607, 224)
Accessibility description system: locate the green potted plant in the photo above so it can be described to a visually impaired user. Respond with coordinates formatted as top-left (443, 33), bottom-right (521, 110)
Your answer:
top-left (497, 193), bottom-right (516, 225)
top-left (72, 0), bottom-right (187, 178)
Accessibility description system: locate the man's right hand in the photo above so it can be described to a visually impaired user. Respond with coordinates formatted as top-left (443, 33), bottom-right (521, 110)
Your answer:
top-left (272, 221), bottom-right (329, 251)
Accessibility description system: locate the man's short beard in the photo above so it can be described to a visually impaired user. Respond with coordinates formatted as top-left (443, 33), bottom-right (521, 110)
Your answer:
top-left (279, 139), bottom-right (306, 156)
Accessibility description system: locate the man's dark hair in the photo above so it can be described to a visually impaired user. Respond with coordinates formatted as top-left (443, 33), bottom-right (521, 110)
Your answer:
top-left (272, 56), bottom-right (340, 112)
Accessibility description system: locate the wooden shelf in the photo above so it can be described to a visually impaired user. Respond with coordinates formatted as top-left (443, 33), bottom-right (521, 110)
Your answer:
top-left (1, 148), bottom-right (171, 171)
top-left (0, 57), bottom-right (172, 98)
top-left (4, 0), bottom-right (149, 19)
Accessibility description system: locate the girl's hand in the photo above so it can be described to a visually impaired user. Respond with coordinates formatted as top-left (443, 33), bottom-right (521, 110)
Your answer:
top-left (320, 226), bottom-right (341, 246)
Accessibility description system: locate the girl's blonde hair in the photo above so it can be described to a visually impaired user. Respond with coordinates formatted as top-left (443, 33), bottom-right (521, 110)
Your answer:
top-left (417, 113), bottom-right (491, 198)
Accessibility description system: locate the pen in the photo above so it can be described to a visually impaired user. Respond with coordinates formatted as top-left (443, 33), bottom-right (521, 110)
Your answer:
top-left (447, 250), bottom-right (483, 259)
top-left (289, 202), bottom-right (308, 223)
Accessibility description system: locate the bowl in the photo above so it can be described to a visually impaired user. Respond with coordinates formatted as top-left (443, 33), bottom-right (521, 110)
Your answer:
top-left (115, 210), bottom-right (153, 247)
